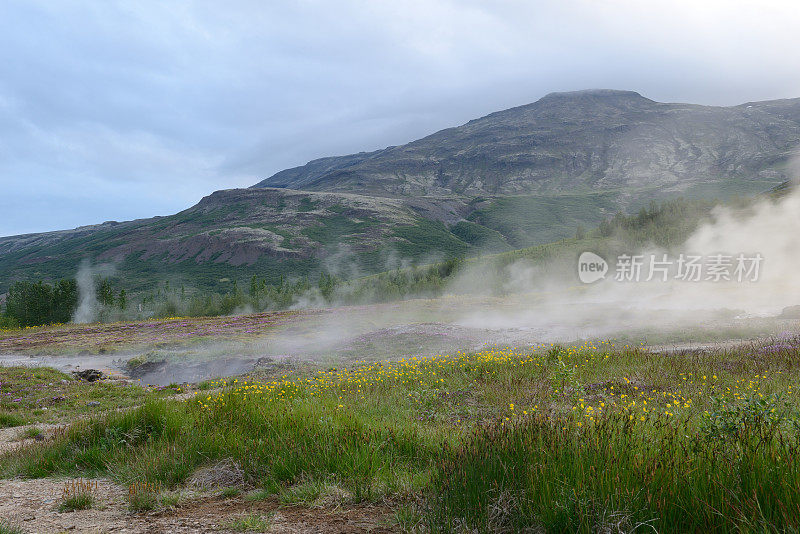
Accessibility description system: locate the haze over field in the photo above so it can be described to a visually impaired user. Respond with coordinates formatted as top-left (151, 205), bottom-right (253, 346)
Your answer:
top-left (3, 173), bottom-right (799, 386)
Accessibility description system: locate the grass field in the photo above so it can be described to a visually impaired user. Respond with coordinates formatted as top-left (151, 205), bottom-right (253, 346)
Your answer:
top-left (2, 334), bottom-right (800, 532)
top-left (0, 366), bottom-right (182, 426)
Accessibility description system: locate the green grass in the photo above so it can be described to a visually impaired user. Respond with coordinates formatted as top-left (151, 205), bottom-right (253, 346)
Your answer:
top-left (59, 492), bottom-right (93, 512)
top-left (449, 220), bottom-right (511, 252)
top-left (429, 406), bottom-right (800, 532)
top-left (245, 486), bottom-right (278, 501)
top-left (58, 479), bottom-right (97, 512)
top-left (19, 427), bottom-right (42, 440)
top-left (0, 412), bottom-right (25, 428)
top-left (128, 481), bottom-right (160, 512)
top-left (278, 477), bottom-right (351, 505)
top-left (300, 214), bottom-right (379, 243)
top-left (0, 366), bottom-right (180, 424)
top-left (5, 339), bottom-right (800, 531)
top-left (392, 218), bottom-right (471, 259)
top-left (223, 513), bottom-right (273, 532)
top-left (467, 191), bottom-right (622, 247)
top-left (129, 493), bottom-right (157, 512)
top-left (221, 486), bottom-right (241, 498)
top-left (0, 522), bottom-right (25, 534)
top-left (296, 197), bottom-right (320, 212)
top-left (196, 379), bottom-right (218, 391)
top-left (158, 491), bottom-right (183, 508)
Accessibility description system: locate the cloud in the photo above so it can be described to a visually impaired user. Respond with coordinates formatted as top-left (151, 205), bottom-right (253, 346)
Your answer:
top-left (1, 0), bottom-right (800, 236)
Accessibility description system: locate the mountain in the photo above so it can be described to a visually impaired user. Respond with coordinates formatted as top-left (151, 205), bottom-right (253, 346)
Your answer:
top-left (255, 89), bottom-right (798, 198)
top-left (0, 188), bottom-right (474, 294)
top-left (1, 90), bottom-right (798, 295)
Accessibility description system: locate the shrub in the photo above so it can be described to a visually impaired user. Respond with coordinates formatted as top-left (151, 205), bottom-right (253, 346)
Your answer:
top-left (59, 479), bottom-right (97, 512)
top-left (128, 481), bottom-right (160, 512)
top-left (223, 513), bottom-right (273, 532)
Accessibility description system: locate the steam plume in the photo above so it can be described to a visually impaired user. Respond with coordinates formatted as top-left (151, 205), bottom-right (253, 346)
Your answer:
top-left (72, 259), bottom-right (115, 324)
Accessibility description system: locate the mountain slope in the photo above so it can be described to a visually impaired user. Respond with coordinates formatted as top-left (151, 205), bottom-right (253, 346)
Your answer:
top-left (0, 188), bottom-right (473, 294)
top-left (255, 89), bottom-right (797, 198)
top-left (2, 89), bottom-right (798, 296)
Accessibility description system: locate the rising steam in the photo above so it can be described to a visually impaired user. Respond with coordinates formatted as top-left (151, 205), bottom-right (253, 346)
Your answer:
top-left (266, 169), bottom-right (800, 354)
top-left (72, 259), bottom-right (115, 324)
top-left (33, 162), bottom-right (800, 384)
top-left (455, 175), bottom-right (800, 341)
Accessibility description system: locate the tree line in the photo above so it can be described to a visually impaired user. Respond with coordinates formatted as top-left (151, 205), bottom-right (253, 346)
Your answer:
top-left (0, 277), bottom-right (124, 328)
top-left (142, 258), bottom-right (464, 319)
top-left (0, 197), bottom-right (723, 328)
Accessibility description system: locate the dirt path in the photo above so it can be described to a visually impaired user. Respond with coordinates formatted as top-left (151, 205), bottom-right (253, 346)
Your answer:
top-left (0, 477), bottom-right (397, 533)
top-left (1, 478), bottom-right (150, 533)
top-left (154, 495), bottom-right (397, 533)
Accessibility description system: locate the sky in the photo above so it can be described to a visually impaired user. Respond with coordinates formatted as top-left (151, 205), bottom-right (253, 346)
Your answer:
top-left (1, 0), bottom-right (799, 237)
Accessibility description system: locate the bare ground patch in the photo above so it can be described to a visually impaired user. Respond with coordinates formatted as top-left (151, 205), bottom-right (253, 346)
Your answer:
top-left (154, 495), bottom-right (398, 533)
top-left (0, 477), bottom-right (398, 533)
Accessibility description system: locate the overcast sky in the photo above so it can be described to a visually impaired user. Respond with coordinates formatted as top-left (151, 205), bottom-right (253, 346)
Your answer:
top-left (1, 0), bottom-right (799, 236)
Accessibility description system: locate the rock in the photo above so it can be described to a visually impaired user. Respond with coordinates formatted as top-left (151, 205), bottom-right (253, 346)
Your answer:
top-left (73, 369), bottom-right (103, 382)
top-left (86, 401), bottom-right (101, 407)
top-left (188, 459), bottom-right (245, 490)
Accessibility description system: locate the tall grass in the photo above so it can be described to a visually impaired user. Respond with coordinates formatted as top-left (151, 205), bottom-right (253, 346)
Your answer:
top-left (4, 341), bottom-right (800, 530)
top-left (4, 396), bottom-right (438, 502)
top-left (427, 410), bottom-right (800, 532)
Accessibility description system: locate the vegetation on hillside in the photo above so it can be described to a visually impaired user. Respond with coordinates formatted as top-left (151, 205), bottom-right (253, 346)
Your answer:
top-left (467, 191), bottom-right (622, 248)
top-left (598, 197), bottom-right (719, 248)
top-left (1, 196), bottom-right (721, 328)
top-left (1, 279), bottom-right (77, 328)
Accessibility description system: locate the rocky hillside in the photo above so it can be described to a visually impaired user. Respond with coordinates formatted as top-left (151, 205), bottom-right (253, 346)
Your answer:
top-left (0, 188), bottom-right (473, 294)
top-left (1, 90), bottom-right (797, 294)
top-left (255, 89), bottom-right (798, 198)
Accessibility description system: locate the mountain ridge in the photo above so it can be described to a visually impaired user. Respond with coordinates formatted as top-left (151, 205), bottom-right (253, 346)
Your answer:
top-left (1, 89), bottom-right (797, 295)
top-left (254, 89), bottom-right (798, 199)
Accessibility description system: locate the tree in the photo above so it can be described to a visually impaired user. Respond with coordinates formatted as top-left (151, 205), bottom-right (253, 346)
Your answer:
top-left (4, 279), bottom-right (77, 327)
top-left (117, 289), bottom-right (127, 310)
top-left (318, 271), bottom-right (338, 300)
top-left (250, 275), bottom-right (259, 299)
top-left (598, 219), bottom-right (613, 237)
top-left (6, 281), bottom-right (53, 326)
top-left (51, 279), bottom-right (78, 323)
top-left (97, 278), bottom-right (115, 307)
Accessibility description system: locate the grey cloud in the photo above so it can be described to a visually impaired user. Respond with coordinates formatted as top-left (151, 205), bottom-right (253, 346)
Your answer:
top-left (1, 0), bottom-right (800, 236)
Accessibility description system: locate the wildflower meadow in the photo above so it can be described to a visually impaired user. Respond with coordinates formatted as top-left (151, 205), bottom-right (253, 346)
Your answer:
top-left (3, 335), bottom-right (800, 532)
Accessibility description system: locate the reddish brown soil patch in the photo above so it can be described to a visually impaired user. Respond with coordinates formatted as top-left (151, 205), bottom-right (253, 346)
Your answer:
top-left (153, 495), bottom-right (398, 533)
